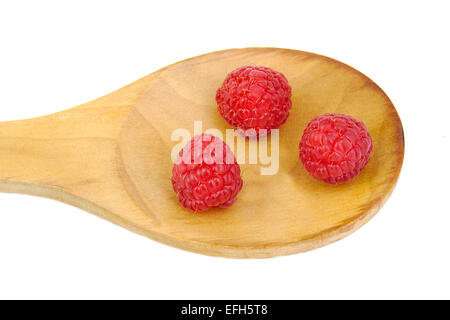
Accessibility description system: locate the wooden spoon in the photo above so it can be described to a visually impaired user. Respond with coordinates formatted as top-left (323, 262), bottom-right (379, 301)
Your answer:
top-left (0, 48), bottom-right (404, 258)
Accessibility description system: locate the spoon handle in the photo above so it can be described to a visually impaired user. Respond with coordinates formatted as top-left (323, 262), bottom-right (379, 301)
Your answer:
top-left (0, 104), bottom-right (131, 198)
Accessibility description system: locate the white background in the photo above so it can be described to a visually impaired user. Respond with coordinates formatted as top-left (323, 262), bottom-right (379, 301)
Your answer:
top-left (0, 0), bottom-right (449, 299)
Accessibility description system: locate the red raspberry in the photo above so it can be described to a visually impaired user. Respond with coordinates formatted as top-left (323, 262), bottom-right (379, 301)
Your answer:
top-left (216, 66), bottom-right (292, 137)
top-left (172, 134), bottom-right (243, 212)
top-left (299, 113), bottom-right (373, 184)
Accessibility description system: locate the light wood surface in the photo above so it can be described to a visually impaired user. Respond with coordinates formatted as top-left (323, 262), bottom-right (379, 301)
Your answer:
top-left (0, 48), bottom-right (404, 258)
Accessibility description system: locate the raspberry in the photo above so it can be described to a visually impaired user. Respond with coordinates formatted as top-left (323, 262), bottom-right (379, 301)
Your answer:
top-left (172, 134), bottom-right (243, 212)
top-left (216, 66), bottom-right (292, 137)
top-left (299, 113), bottom-right (373, 184)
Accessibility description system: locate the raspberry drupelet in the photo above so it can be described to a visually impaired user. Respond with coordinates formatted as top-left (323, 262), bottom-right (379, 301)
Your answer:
top-left (299, 113), bottom-right (373, 184)
top-left (172, 134), bottom-right (243, 212)
top-left (216, 66), bottom-right (292, 137)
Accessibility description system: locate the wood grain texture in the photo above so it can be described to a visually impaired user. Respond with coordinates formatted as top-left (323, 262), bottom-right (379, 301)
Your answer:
top-left (0, 48), bottom-right (404, 258)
